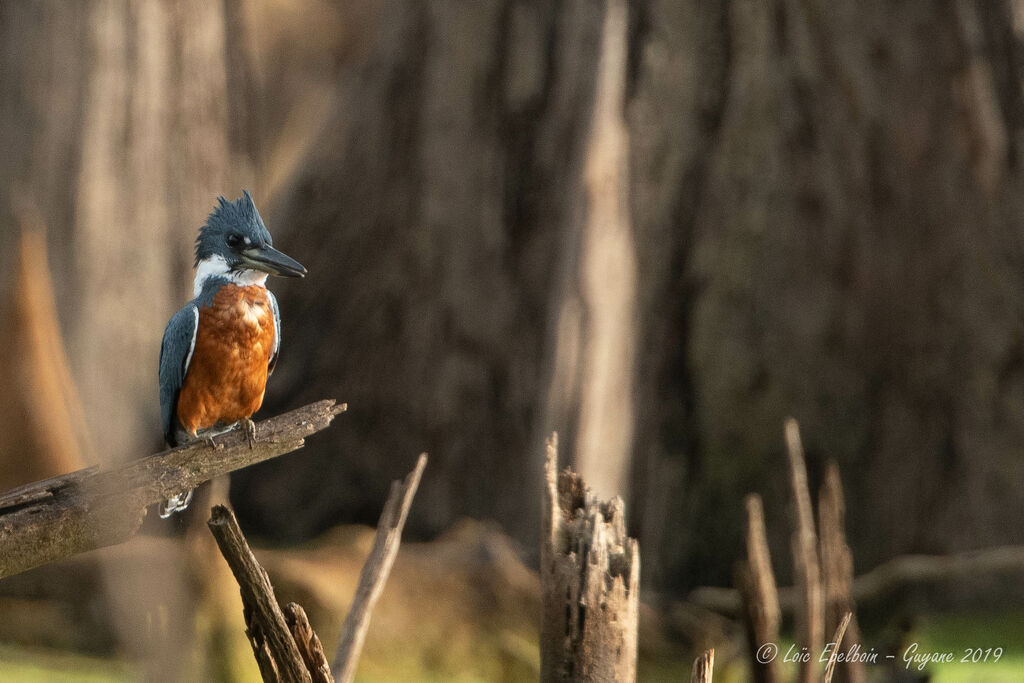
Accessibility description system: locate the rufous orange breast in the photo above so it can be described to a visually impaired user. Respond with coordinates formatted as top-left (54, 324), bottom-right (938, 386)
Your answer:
top-left (176, 284), bottom-right (276, 436)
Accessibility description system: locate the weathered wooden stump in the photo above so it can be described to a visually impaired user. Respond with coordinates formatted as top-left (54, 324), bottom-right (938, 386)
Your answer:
top-left (540, 434), bottom-right (639, 682)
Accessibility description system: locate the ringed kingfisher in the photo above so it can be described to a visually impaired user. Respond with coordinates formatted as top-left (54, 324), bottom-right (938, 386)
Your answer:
top-left (157, 191), bottom-right (306, 517)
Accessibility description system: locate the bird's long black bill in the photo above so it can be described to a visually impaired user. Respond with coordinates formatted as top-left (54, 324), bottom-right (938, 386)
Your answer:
top-left (242, 245), bottom-right (307, 277)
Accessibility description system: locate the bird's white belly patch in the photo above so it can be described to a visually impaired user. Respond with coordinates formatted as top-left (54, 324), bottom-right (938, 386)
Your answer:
top-left (239, 299), bottom-right (268, 327)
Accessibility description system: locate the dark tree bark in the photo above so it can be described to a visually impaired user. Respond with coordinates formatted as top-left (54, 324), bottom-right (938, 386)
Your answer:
top-left (627, 0), bottom-right (1024, 586)
top-left (234, 0), bottom-right (1024, 594)
top-left (239, 0), bottom-right (621, 545)
top-left (6, 0), bottom-right (1024, 605)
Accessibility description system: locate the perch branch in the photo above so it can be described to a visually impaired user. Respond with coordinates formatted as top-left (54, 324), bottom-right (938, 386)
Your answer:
top-left (0, 399), bottom-right (346, 579)
top-left (331, 453), bottom-right (428, 683)
top-left (209, 505), bottom-right (311, 683)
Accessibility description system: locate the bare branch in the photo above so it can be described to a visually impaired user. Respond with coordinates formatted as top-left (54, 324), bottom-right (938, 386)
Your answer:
top-left (785, 418), bottom-right (824, 683)
top-left (690, 648), bottom-right (715, 683)
top-left (331, 453), bottom-right (428, 683)
top-left (818, 463), bottom-right (865, 683)
top-left (208, 505), bottom-right (311, 683)
top-left (0, 399), bottom-right (346, 579)
top-left (692, 544), bottom-right (1024, 615)
top-left (738, 494), bottom-right (780, 683)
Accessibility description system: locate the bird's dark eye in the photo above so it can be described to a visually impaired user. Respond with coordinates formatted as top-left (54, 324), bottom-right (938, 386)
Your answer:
top-left (225, 233), bottom-right (243, 248)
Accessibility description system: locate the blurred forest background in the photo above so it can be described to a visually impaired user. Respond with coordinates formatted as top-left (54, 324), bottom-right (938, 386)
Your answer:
top-left (3, 0), bottom-right (1024, 680)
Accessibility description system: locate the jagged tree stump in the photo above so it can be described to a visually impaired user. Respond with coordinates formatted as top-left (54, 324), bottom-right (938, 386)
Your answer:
top-left (541, 434), bottom-right (639, 682)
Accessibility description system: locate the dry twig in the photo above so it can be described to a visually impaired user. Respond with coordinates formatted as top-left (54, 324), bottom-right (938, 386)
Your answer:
top-left (818, 463), bottom-right (865, 683)
top-left (785, 418), bottom-right (824, 683)
top-left (823, 612), bottom-right (852, 683)
top-left (738, 494), bottom-right (780, 683)
top-left (331, 453), bottom-right (428, 683)
top-left (693, 545), bottom-right (1024, 616)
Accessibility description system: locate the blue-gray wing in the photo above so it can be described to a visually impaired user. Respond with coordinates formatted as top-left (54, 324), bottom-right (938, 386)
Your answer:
top-left (267, 290), bottom-right (281, 376)
top-left (159, 303), bottom-right (199, 446)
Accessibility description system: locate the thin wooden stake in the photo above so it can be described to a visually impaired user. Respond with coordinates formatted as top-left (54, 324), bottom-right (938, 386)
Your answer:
top-left (331, 453), bottom-right (427, 683)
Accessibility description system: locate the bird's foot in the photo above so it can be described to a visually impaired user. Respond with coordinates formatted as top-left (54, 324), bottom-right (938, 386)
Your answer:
top-left (241, 417), bottom-right (257, 449)
top-left (158, 490), bottom-right (194, 518)
top-left (204, 434), bottom-right (221, 449)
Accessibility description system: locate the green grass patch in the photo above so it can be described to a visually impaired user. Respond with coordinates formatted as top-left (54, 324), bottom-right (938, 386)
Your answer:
top-left (911, 611), bottom-right (1024, 683)
top-left (0, 644), bottom-right (133, 682)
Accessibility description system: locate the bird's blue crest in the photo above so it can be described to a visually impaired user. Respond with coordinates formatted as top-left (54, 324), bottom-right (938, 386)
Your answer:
top-left (194, 190), bottom-right (273, 266)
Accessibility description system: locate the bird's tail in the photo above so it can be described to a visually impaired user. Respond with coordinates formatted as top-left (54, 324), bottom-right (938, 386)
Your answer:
top-left (158, 489), bottom-right (194, 518)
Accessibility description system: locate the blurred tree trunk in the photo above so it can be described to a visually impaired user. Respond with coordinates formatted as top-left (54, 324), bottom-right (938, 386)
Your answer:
top-left (1, 0), bottom-right (1022, 613)
top-left (542, 0), bottom-right (637, 502)
top-left (0, 228), bottom-right (90, 490)
top-left (241, 0), bottom-right (623, 544)
top-left (0, 1), bottom-right (90, 361)
top-left (0, 1), bottom-right (259, 464)
top-left (252, 0), bottom-right (1024, 596)
top-left (0, 2), bottom-right (259, 680)
top-left (71, 0), bottom-right (260, 462)
top-left (0, 4), bottom-right (94, 487)
top-left (628, 0), bottom-right (1024, 587)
